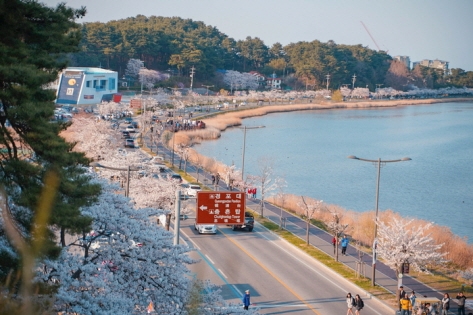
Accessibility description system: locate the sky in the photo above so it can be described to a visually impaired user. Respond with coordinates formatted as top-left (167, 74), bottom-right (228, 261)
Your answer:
top-left (41, 0), bottom-right (473, 71)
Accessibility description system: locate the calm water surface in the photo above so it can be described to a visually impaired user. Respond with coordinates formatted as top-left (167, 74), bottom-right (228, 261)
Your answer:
top-left (194, 102), bottom-right (473, 242)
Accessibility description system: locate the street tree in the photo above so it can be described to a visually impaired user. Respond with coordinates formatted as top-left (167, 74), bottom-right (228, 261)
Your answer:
top-left (377, 217), bottom-right (446, 295)
top-left (325, 210), bottom-right (349, 261)
top-left (39, 178), bottom-right (255, 315)
top-left (139, 68), bottom-right (168, 93)
top-left (125, 58), bottom-right (144, 79)
top-left (248, 158), bottom-right (283, 217)
top-left (0, 0), bottom-right (100, 274)
top-left (275, 178), bottom-right (288, 228)
top-left (298, 197), bottom-right (323, 245)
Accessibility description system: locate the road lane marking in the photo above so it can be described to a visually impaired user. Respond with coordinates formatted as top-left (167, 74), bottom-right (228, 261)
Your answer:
top-left (254, 225), bottom-right (387, 315)
top-left (205, 254), bottom-right (214, 264)
top-left (218, 269), bottom-right (227, 279)
top-left (219, 229), bottom-right (321, 314)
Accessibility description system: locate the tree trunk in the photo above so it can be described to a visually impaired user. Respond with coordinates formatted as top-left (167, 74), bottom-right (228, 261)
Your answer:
top-left (306, 220), bottom-right (310, 245)
top-left (60, 227), bottom-right (66, 247)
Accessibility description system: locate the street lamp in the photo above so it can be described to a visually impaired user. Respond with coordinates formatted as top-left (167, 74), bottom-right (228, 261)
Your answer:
top-left (90, 162), bottom-right (140, 197)
top-left (202, 84), bottom-right (214, 111)
top-left (238, 125), bottom-right (265, 181)
top-left (347, 155), bottom-right (411, 286)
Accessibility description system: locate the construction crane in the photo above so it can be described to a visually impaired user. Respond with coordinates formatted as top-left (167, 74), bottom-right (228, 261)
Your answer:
top-left (360, 21), bottom-right (388, 53)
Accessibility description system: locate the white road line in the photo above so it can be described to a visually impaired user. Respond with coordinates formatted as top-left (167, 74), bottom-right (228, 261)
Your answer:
top-left (205, 254), bottom-right (214, 264)
top-left (182, 231), bottom-right (200, 250)
top-left (255, 226), bottom-right (387, 315)
top-left (218, 269), bottom-right (227, 278)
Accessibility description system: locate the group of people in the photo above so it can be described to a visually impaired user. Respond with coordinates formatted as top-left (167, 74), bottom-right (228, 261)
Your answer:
top-left (211, 173), bottom-right (220, 186)
top-left (399, 286), bottom-right (469, 315)
top-left (332, 235), bottom-right (350, 255)
top-left (246, 187), bottom-right (257, 198)
top-left (346, 293), bottom-right (364, 315)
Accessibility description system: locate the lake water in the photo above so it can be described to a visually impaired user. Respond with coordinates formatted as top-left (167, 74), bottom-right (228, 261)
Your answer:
top-left (194, 101), bottom-right (473, 243)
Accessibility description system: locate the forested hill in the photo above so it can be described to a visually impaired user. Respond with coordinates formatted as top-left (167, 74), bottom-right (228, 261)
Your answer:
top-left (71, 15), bottom-right (473, 89)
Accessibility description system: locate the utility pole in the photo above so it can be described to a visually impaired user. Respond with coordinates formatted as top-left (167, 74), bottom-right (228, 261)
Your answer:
top-left (352, 74), bottom-right (356, 90)
top-left (325, 74), bottom-right (330, 90)
top-left (189, 65), bottom-right (195, 91)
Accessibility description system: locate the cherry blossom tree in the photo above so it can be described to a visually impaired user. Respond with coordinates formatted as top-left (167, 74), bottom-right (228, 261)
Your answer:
top-left (248, 158), bottom-right (284, 217)
top-left (139, 68), bottom-right (168, 93)
top-left (125, 58), bottom-right (144, 79)
top-left (377, 217), bottom-right (446, 291)
top-left (325, 210), bottom-right (349, 261)
top-left (223, 70), bottom-right (258, 93)
top-left (351, 87), bottom-right (370, 99)
top-left (39, 177), bottom-right (254, 315)
top-left (298, 197), bottom-right (323, 245)
top-left (340, 86), bottom-right (352, 99)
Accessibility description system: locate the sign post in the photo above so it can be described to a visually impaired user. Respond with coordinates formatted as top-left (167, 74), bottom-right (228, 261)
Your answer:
top-left (196, 191), bottom-right (245, 225)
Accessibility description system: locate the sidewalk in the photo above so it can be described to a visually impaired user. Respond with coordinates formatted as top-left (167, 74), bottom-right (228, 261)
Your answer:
top-left (143, 132), bottom-right (468, 313)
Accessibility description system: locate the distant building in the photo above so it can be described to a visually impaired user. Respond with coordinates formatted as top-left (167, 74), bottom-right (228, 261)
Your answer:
top-left (55, 67), bottom-right (118, 105)
top-left (393, 56), bottom-right (411, 70)
top-left (248, 71), bottom-right (267, 89)
top-left (412, 59), bottom-right (449, 75)
top-left (266, 73), bottom-right (281, 90)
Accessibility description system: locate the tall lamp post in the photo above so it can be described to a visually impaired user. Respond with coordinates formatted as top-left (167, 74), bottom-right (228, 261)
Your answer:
top-left (347, 155), bottom-right (411, 286)
top-left (90, 162), bottom-right (140, 197)
top-left (238, 125), bottom-right (265, 181)
top-left (202, 84), bottom-right (214, 111)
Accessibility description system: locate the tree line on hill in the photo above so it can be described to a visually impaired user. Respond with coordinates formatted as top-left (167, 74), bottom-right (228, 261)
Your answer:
top-left (70, 15), bottom-right (473, 91)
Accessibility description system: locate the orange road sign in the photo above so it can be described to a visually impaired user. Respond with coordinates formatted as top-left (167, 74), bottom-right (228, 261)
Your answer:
top-left (196, 191), bottom-right (246, 224)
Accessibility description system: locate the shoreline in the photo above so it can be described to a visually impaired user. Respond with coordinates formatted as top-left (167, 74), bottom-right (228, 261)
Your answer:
top-left (202, 97), bottom-right (473, 131)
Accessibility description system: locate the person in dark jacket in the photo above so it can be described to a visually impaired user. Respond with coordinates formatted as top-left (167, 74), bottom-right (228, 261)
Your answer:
top-left (456, 292), bottom-right (466, 315)
top-left (242, 290), bottom-right (251, 310)
top-left (354, 294), bottom-right (364, 315)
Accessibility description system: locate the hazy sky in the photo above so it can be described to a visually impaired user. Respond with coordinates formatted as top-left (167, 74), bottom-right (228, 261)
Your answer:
top-left (41, 0), bottom-right (473, 71)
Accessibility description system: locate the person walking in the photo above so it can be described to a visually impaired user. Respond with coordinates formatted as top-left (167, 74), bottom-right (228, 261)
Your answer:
top-left (456, 292), bottom-right (466, 315)
top-left (399, 286), bottom-right (407, 313)
top-left (441, 293), bottom-right (450, 315)
top-left (252, 187), bottom-right (257, 198)
top-left (211, 175), bottom-right (215, 186)
top-left (242, 289), bottom-right (251, 310)
top-left (354, 294), bottom-right (364, 315)
top-left (332, 236), bottom-right (337, 255)
top-left (340, 235), bottom-right (349, 255)
top-left (215, 173), bottom-right (220, 185)
top-left (346, 292), bottom-right (355, 315)
top-left (400, 295), bottom-right (412, 315)
top-left (409, 291), bottom-right (417, 311)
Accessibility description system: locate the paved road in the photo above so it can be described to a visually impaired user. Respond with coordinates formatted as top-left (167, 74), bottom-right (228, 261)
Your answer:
top-left (142, 124), bottom-right (469, 314)
top-left (180, 214), bottom-right (393, 315)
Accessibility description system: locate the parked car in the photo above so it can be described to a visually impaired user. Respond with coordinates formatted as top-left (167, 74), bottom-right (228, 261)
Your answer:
top-left (194, 221), bottom-right (217, 234)
top-left (121, 131), bottom-right (131, 139)
top-left (186, 184), bottom-right (202, 197)
top-left (216, 104), bottom-right (223, 110)
top-left (124, 139), bottom-right (135, 148)
top-left (240, 102), bottom-right (247, 106)
top-left (125, 125), bottom-right (136, 133)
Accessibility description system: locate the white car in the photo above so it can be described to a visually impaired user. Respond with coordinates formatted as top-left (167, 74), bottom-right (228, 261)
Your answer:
top-left (125, 125), bottom-right (136, 133)
top-left (194, 222), bottom-right (217, 234)
top-left (187, 184), bottom-right (202, 197)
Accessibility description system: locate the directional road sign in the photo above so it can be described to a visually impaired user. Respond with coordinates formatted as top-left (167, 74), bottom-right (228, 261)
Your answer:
top-left (196, 191), bottom-right (246, 225)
